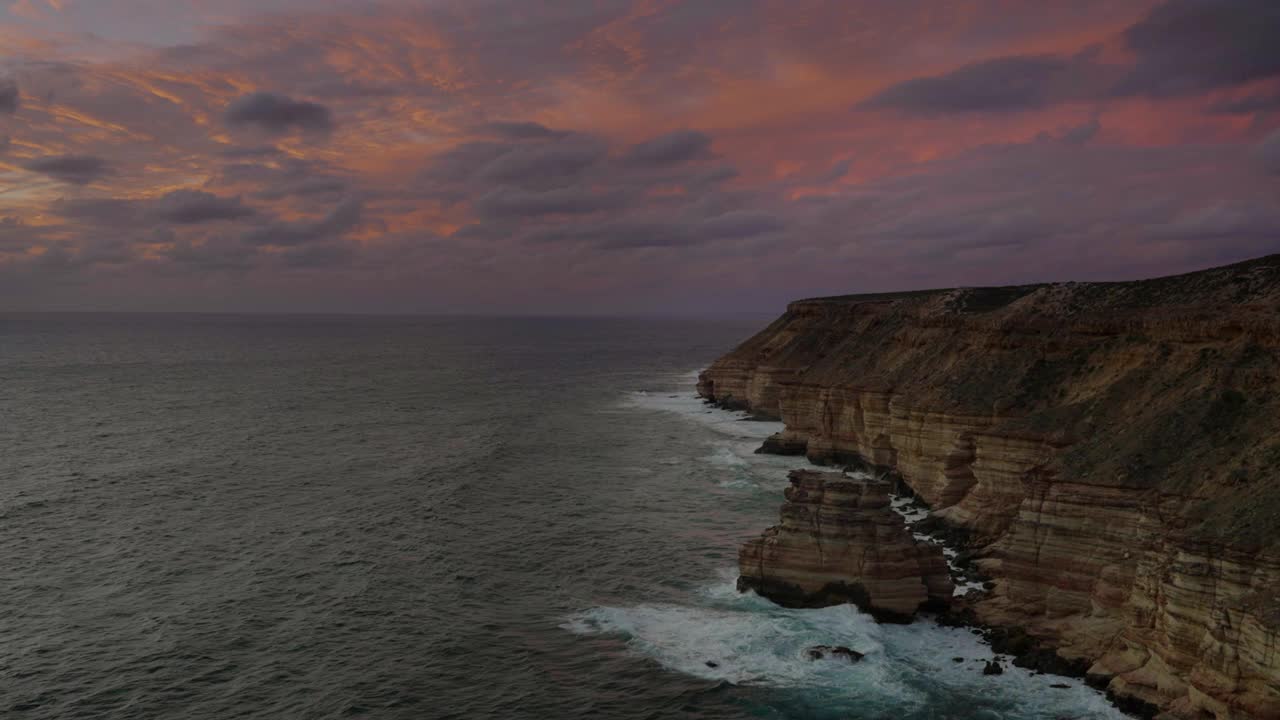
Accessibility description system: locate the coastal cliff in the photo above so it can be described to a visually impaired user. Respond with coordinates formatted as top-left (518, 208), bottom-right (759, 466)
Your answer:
top-left (700, 254), bottom-right (1280, 720)
top-left (738, 469), bottom-right (953, 620)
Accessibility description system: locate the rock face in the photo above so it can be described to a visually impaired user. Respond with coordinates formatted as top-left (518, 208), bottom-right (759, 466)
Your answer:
top-left (702, 254), bottom-right (1280, 719)
top-left (738, 469), bottom-right (953, 621)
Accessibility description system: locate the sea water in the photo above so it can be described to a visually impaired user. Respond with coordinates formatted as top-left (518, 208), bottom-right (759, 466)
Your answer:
top-left (0, 314), bottom-right (1125, 719)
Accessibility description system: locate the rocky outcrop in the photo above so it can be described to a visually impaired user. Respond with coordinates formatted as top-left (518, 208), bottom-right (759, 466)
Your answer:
top-left (738, 469), bottom-right (953, 621)
top-left (703, 254), bottom-right (1280, 719)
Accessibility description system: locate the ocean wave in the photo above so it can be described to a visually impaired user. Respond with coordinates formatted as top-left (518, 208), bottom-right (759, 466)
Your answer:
top-left (564, 571), bottom-right (1126, 719)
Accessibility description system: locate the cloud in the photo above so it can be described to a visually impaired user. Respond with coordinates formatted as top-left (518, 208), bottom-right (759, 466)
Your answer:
top-left (859, 1), bottom-right (1280, 116)
top-left (218, 145), bottom-right (283, 158)
top-left (167, 238), bottom-right (256, 272)
top-left (4, 0), bottom-right (1280, 313)
top-left (477, 121), bottom-right (568, 140)
top-left (1148, 203), bottom-right (1280, 244)
top-left (1207, 90), bottom-right (1280, 115)
top-left (1257, 129), bottom-right (1280, 175)
top-left (624, 130), bottom-right (713, 166)
top-left (0, 78), bottom-right (17, 113)
top-left (154, 190), bottom-right (255, 224)
top-left (1116, 0), bottom-right (1280, 97)
top-left (476, 135), bottom-right (607, 184)
top-left (251, 177), bottom-right (347, 201)
top-left (1035, 117), bottom-right (1102, 145)
top-left (475, 186), bottom-right (622, 220)
top-left (698, 210), bottom-right (784, 239)
top-left (279, 242), bottom-right (355, 269)
top-left (22, 155), bottom-right (109, 185)
top-left (241, 196), bottom-right (362, 247)
top-left (224, 92), bottom-right (333, 134)
top-left (53, 197), bottom-right (143, 224)
top-left (859, 55), bottom-right (1089, 114)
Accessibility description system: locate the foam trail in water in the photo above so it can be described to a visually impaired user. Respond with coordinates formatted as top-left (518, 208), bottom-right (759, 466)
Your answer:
top-left (565, 571), bottom-right (1127, 719)
top-left (621, 371), bottom-right (784, 441)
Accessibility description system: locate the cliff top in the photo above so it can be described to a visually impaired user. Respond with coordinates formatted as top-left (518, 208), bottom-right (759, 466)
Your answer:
top-left (792, 252), bottom-right (1280, 315)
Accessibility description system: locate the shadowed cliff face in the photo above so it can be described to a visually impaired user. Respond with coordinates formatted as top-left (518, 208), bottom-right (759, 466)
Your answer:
top-left (737, 469), bottom-right (953, 621)
top-left (699, 254), bottom-right (1280, 720)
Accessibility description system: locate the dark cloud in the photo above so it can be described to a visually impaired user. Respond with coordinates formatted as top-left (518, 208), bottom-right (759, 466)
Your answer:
top-left (279, 242), bottom-right (355, 268)
top-left (0, 78), bottom-right (17, 114)
top-left (251, 177), bottom-right (348, 201)
top-left (167, 238), bottom-right (257, 272)
top-left (698, 210), bottom-right (784, 240)
top-left (241, 197), bottom-right (362, 247)
top-left (477, 136), bottom-right (607, 184)
top-left (22, 155), bottom-right (109, 185)
top-left (624, 130), bottom-right (713, 166)
top-left (526, 219), bottom-right (691, 249)
top-left (859, 55), bottom-right (1087, 114)
top-left (475, 186), bottom-right (623, 220)
top-left (1117, 0), bottom-right (1280, 97)
top-left (1148, 204), bottom-right (1280, 245)
top-left (477, 121), bottom-right (568, 140)
top-left (1034, 117), bottom-right (1102, 146)
top-left (859, 1), bottom-right (1280, 116)
top-left (224, 92), bottom-right (333, 134)
top-left (1258, 129), bottom-right (1280, 175)
top-left (421, 141), bottom-right (514, 186)
top-left (154, 190), bottom-right (255, 224)
top-left (53, 197), bottom-right (144, 224)
top-left (1208, 90), bottom-right (1280, 115)
top-left (594, 220), bottom-right (692, 249)
top-left (77, 236), bottom-right (138, 266)
top-left (1059, 117), bottom-right (1101, 145)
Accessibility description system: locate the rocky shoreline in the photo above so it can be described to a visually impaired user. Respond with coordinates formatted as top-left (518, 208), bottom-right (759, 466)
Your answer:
top-left (700, 255), bottom-right (1280, 720)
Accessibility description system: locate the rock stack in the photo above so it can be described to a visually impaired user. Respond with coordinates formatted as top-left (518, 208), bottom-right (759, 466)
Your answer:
top-left (738, 469), bottom-right (953, 621)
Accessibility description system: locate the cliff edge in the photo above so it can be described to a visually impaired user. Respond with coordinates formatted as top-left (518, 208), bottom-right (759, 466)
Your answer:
top-left (700, 253), bottom-right (1280, 720)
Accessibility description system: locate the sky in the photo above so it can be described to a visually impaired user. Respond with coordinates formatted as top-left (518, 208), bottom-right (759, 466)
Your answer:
top-left (1, 0), bottom-right (1279, 315)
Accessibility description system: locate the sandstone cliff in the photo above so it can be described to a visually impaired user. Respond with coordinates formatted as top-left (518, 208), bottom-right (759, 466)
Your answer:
top-left (700, 254), bottom-right (1280, 720)
top-left (738, 469), bottom-right (953, 620)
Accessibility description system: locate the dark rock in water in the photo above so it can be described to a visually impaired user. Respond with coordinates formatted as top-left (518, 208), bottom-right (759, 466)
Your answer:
top-left (755, 432), bottom-right (807, 456)
top-left (806, 645), bottom-right (864, 663)
top-left (737, 470), bottom-right (953, 620)
top-left (1050, 683), bottom-right (1071, 689)
top-left (705, 661), bottom-right (719, 668)
top-left (952, 657), bottom-right (965, 663)
top-left (983, 660), bottom-right (1004, 675)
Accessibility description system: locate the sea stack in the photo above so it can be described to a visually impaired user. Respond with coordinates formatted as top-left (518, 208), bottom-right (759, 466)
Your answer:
top-left (738, 469), bottom-right (953, 621)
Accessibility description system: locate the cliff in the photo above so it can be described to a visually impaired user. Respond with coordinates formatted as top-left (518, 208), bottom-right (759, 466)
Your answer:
top-left (699, 254), bottom-right (1280, 720)
top-left (738, 469), bottom-right (954, 621)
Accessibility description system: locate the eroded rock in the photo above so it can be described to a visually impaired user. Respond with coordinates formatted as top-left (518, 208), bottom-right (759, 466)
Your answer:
top-left (738, 469), bottom-right (954, 621)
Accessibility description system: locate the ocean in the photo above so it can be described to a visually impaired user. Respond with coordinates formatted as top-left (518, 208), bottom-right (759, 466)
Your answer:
top-left (1, 314), bottom-right (1125, 719)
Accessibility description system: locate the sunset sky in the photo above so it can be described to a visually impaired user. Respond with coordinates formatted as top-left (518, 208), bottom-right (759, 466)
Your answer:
top-left (2, 0), bottom-right (1279, 314)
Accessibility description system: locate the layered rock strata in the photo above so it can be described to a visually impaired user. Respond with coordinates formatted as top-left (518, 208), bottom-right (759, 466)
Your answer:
top-left (703, 254), bottom-right (1280, 719)
top-left (738, 469), bottom-right (953, 621)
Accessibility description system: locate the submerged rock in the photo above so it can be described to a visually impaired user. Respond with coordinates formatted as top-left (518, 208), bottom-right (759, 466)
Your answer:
top-left (738, 470), bottom-right (953, 621)
top-left (805, 645), bottom-right (864, 663)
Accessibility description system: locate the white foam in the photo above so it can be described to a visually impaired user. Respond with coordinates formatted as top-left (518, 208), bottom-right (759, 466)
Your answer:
top-left (564, 571), bottom-right (1128, 719)
top-left (702, 445), bottom-right (751, 468)
top-left (563, 574), bottom-right (883, 688)
top-left (620, 370), bottom-right (785, 441)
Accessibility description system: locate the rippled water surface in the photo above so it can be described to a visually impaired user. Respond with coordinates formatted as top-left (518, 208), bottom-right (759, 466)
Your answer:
top-left (1, 314), bottom-right (1125, 719)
